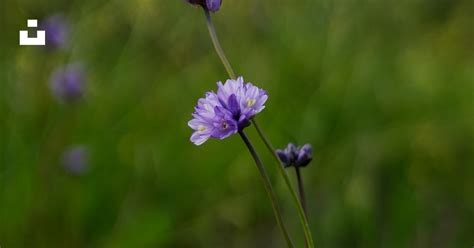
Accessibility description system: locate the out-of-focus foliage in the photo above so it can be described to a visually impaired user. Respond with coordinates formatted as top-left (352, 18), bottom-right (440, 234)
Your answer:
top-left (1, 0), bottom-right (473, 247)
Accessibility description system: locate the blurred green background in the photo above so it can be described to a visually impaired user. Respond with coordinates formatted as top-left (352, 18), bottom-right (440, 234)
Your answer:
top-left (1, 0), bottom-right (473, 247)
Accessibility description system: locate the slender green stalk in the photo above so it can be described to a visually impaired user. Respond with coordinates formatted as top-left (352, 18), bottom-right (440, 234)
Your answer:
top-left (295, 166), bottom-right (309, 248)
top-left (295, 167), bottom-right (307, 215)
top-left (204, 9), bottom-right (236, 79)
top-left (202, 9), bottom-right (314, 247)
top-left (239, 131), bottom-right (294, 248)
top-left (252, 118), bottom-right (314, 248)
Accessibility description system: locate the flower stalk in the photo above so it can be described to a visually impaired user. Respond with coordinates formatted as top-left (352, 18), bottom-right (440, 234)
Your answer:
top-left (203, 9), bottom-right (236, 80)
top-left (202, 9), bottom-right (314, 248)
top-left (295, 166), bottom-right (307, 215)
top-left (239, 131), bottom-right (294, 248)
top-left (252, 118), bottom-right (314, 248)
top-left (295, 166), bottom-right (309, 248)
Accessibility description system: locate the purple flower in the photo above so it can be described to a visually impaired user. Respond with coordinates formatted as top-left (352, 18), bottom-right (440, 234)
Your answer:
top-left (50, 63), bottom-right (85, 102)
top-left (277, 143), bottom-right (298, 167)
top-left (206, 0), bottom-right (222, 12)
top-left (186, 0), bottom-right (222, 12)
top-left (295, 144), bottom-right (313, 167)
top-left (188, 77), bottom-right (268, 145)
top-left (276, 143), bottom-right (313, 168)
top-left (40, 15), bottom-right (69, 50)
top-left (62, 145), bottom-right (89, 175)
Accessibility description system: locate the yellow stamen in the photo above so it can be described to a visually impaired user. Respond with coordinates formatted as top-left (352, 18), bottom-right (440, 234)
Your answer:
top-left (247, 98), bottom-right (256, 107)
top-left (204, 103), bottom-right (212, 112)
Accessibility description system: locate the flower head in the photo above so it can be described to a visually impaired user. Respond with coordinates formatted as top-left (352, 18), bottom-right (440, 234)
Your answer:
top-left (62, 145), bottom-right (89, 175)
top-left (186, 0), bottom-right (222, 12)
top-left (189, 77), bottom-right (268, 145)
top-left (50, 63), bottom-right (85, 103)
top-left (276, 143), bottom-right (313, 168)
top-left (40, 14), bottom-right (69, 50)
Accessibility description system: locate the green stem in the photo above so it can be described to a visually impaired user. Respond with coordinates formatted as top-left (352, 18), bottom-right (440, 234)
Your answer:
top-left (204, 9), bottom-right (236, 79)
top-left (252, 118), bottom-right (314, 248)
top-left (202, 9), bottom-right (314, 247)
top-left (295, 166), bottom-right (307, 216)
top-left (295, 166), bottom-right (309, 248)
top-left (239, 131), bottom-right (294, 248)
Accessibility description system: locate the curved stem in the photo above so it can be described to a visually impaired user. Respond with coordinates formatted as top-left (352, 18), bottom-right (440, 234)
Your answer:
top-left (201, 9), bottom-right (314, 247)
top-left (204, 9), bottom-right (236, 79)
top-left (252, 118), bottom-right (314, 248)
top-left (239, 131), bottom-right (294, 248)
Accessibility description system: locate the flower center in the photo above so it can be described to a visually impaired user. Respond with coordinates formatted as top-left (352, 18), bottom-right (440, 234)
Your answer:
top-left (198, 125), bottom-right (206, 132)
top-left (204, 103), bottom-right (213, 112)
top-left (246, 98), bottom-right (256, 107)
top-left (221, 121), bottom-right (229, 129)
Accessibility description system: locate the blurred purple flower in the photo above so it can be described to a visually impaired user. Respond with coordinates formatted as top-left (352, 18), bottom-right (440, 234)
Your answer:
top-left (186, 0), bottom-right (222, 12)
top-left (206, 0), bottom-right (222, 12)
top-left (40, 15), bottom-right (69, 50)
top-left (276, 143), bottom-right (313, 168)
top-left (62, 145), bottom-right (89, 175)
top-left (50, 63), bottom-right (85, 102)
top-left (188, 77), bottom-right (268, 145)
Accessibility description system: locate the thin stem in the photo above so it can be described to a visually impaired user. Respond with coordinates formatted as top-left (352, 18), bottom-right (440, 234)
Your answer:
top-left (204, 9), bottom-right (236, 79)
top-left (295, 167), bottom-right (307, 215)
top-left (239, 131), bottom-right (294, 248)
top-left (252, 118), bottom-right (314, 248)
top-left (295, 166), bottom-right (309, 248)
top-left (202, 9), bottom-right (313, 247)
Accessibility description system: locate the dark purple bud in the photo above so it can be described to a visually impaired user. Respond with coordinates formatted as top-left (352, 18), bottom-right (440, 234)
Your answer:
top-left (276, 149), bottom-right (292, 167)
top-left (295, 144), bottom-right (313, 167)
top-left (206, 0), bottom-right (222, 12)
top-left (40, 14), bottom-right (69, 50)
top-left (186, 0), bottom-right (222, 12)
top-left (278, 143), bottom-right (313, 168)
top-left (50, 63), bottom-right (85, 103)
top-left (276, 143), bottom-right (298, 167)
top-left (62, 145), bottom-right (89, 176)
top-left (285, 143), bottom-right (298, 163)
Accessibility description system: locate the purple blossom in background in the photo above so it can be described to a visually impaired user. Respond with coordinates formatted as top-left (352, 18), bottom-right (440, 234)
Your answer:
top-left (62, 145), bottom-right (89, 175)
top-left (206, 0), bottom-right (222, 12)
top-left (40, 15), bottom-right (69, 50)
top-left (276, 143), bottom-right (313, 168)
top-left (50, 63), bottom-right (85, 102)
top-left (186, 0), bottom-right (222, 12)
top-left (188, 77), bottom-right (268, 145)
